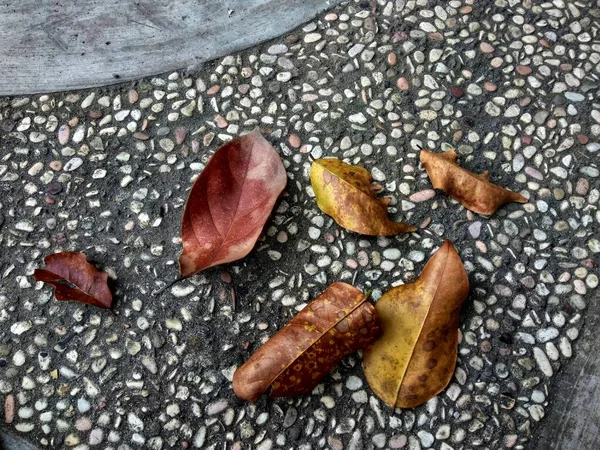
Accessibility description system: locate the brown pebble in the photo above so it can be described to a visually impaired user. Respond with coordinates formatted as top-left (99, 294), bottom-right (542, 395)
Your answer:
top-left (134, 132), bottom-right (150, 141)
top-left (181, 442), bottom-right (189, 449)
top-left (519, 97), bottom-right (532, 107)
top-left (192, 140), bottom-right (200, 153)
top-left (207, 85), bottom-right (221, 95)
top-left (419, 217), bottom-right (432, 228)
top-left (484, 82), bottom-right (497, 92)
top-left (215, 115), bottom-right (228, 128)
top-left (577, 134), bottom-right (589, 145)
top-left (410, 189), bottom-right (436, 202)
top-left (560, 63), bottom-right (573, 71)
top-left (516, 65), bottom-right (532, 76)
top-left (49, 160), bottom-right (63, 171)
top-left (45, 196), bottom-right (55, 205)
top-left (88, 110), bottom-right (103, 119)
top-left (576, 178), bottom-right (589, 196)
top-left (4, 394), bottom-right (14, 424)
top-left (450, 86), bottom-right (464, 98)
top-left (453, 130), bottom-right (463, 142)
top-left (397, 77), bottom-right (409, 91)
top-left (175, 127), bottom-right (188, 145)
top-left (141, 119), bottom-right (148, 131)
top-left (460, 5), bottom-right (473, 13)
top-left (128, 89), bottom-right (139, 104)
top-left (387, 52), bottom-right (397, 66)
top-left (288, 134), bottom-right (301, 148)
top-left (221, 271), bottom-right (232, 283)
top-left (68, 117), bottom-right (79, 127)
top-left (429, 32), bottom-right (444, 41)
top-left (480, 42), bottom-right (495, 54)
top-left (57, 125), bottom-right (70, 145)
top-left (490, 57), bottom-right (503, 68)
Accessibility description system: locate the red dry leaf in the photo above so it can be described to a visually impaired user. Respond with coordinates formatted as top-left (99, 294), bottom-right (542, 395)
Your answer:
top-left (179, 129), bottom-right (287, 277)
top-left (34, 252), bottom-right (112, 309)
top-left (232, 282), bottom-right (382, 402)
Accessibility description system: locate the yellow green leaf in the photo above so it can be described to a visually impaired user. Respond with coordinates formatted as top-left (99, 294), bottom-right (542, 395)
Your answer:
top-left (362, 240), bottom-right (469, 408)
top-left (310, 158), bottom-right (416, 236)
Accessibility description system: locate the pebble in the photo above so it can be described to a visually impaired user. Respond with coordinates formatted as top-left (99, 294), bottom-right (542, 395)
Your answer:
top-left (480, 42), bottom-right (494, 53)
top-left (397, 77), bottom-right (409, 91)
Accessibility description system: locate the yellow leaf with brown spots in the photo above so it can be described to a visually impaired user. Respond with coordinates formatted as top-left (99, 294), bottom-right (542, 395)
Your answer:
top-left (362, 240), bottom-right (469, 408)
top-left (420, 149), bottom-right (527, 215)
top-left (232, 282), bottom-right (382, 402)
top-left (310, 158), bottom-right (416, 235)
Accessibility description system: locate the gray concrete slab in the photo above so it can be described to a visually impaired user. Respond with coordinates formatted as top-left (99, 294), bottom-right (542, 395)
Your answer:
top-left (0, 0), bottom-right (342, 95)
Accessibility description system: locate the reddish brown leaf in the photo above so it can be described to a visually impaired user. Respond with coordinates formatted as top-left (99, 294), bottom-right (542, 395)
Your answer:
top-left (34, 252), bottom-right (112, 309)
top-left (179, 129), bottom-right (287, 277)
top-left (232, 282), bottom-right (382, 402)
top-left (420, 149), bottom-right (526, 215)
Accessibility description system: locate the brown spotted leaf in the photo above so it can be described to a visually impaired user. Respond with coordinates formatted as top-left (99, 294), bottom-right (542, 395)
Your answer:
top-left (420, 149), bottom-right (526, 215)
top-left (233, 282), bottom-right (382, 402)
top-left (179, 129), bottom-right (287, 277)
top-left (34, 252), bottom-right (112, 309)
top-left (362, 240), bottom-right (469, 408)
top-left (310, 158), bottom-right (416, 235)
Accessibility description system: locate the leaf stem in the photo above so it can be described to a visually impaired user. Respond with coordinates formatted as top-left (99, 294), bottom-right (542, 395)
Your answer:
top-left (152, 275), bottom-right (186, 296)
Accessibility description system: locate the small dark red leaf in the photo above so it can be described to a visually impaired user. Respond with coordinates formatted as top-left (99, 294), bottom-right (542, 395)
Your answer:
top-left (34, 252), bottom-right (112, 309)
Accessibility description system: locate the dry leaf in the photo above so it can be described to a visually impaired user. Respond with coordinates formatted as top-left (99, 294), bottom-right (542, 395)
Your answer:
top-left (233, 282), bottom-right (382, 402)
top-left (310, 158), bottom-right (416, 235)
top-left (362, 240), bottom-right (469, 408)
top-left (34, 252), bottom-right (112, 309)
top-left (420, 149), bottom-right (526, 215)
top-left (179, 129), bottom-right (287, 277)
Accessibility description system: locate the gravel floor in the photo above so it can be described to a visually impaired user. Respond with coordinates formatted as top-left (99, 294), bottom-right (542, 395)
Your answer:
top-left (1, 0), bottom-right (599, 449)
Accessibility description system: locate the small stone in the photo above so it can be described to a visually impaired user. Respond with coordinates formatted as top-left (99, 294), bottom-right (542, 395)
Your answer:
top-left (469, 221), bottom-right (482, 238)
top-left (389, 435), bottom-right (407, 448)
top-left (397, 77), bottom-right (409, 91)
top-left (128, 90), bottom-right (139, 104)
top-left (89, 429), bottom-right (103, 445)
top-left (516, 65), bottom-right (532, 76)
top-left (409, 189), bottom-right (436, 202)
top-left (533, 347), bottom-right (553, 377)
top-left (480, 42), bottom-right (494, 53)
top-left (134, 132), bottom-right (150, 140)
top-left (450, 86), bottom-right (464, 98)
top-left (58, 125), bottom-right (70, 145)
top-left (304, 33), bottom-right (321, 43)
top-left (207, 85), bottom-right (221, 95)
top-left (484, 82), bottom-right (497, 92)
top-left (576, 178), bottom-right (589, 195)
top-left (388, 53), bottom-right (397, 65)
top-left (175, 127), bottom-right (188, 145)
top-left (289, 134), bottom-right (301, 148)
top-left (4, 395), bottom-right (14, 424)
top-left (63, 157), bottom-right (83, 172)
top-left (75, 417), bottom-right (92, 431)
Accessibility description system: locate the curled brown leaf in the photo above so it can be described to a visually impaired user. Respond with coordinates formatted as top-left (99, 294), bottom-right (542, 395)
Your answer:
top-left (34, 252), bottom-right (112, 309)
top-left (420, 149), bottom-right (526, 215)
top-left (310, 158), bottom-right (416, 235)
top-left (233, 282), bottom-right (382, 402)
